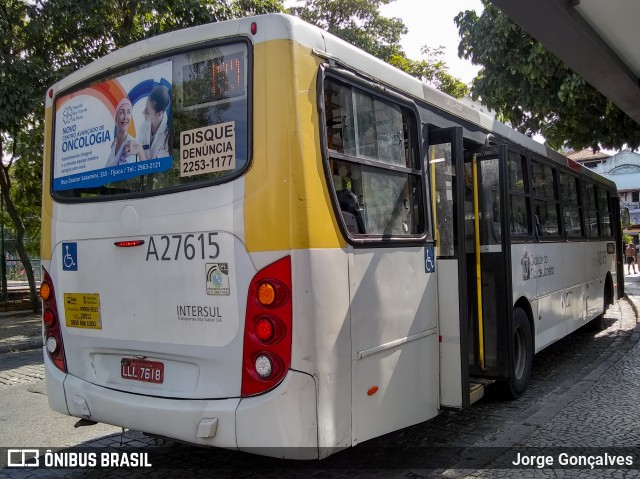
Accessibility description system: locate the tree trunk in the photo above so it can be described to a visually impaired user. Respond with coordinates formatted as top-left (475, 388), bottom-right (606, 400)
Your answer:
top-left (0, 162), bottom-right (39, 313)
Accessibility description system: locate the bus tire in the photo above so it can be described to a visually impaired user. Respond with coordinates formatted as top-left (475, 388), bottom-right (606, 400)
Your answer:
top-left (589, 312), bottom-right (605, 332)
top-left (589, 282), bottom-right (612, 332)
top-left (503, 308), bottom-right (533, 399)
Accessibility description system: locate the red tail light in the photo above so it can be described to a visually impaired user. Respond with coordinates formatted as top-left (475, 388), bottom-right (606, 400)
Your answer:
top-left (241, 256), bottom-right (292, 396)
top-left (255, 317), bottom-right (275, 342)
top-left (40, 268), bottom-right (67, 372)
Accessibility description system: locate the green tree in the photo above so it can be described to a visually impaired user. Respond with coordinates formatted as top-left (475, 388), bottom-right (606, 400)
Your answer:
top-left (289, 0), bottom-right (406, 62)
top-left (1, 0), bottom-right (284, 311)
top-left (388, 46), bottom-right (469, 99)
top-left (0, 0), bottom-right (53, 310)
top-left (289, 0), bottom-right (468, 98)
top-left (455, 1), bottom-right (640, 151)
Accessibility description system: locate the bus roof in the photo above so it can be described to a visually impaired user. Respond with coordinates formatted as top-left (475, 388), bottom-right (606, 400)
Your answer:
top-left (47, 13), bottom-right (615, 190)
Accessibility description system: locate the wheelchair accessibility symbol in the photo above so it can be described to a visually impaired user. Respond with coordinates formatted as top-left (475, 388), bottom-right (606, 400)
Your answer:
top-left (424, 245), bottom-right (436, 273)
top-left (62, 242), bottom-right (78, 271)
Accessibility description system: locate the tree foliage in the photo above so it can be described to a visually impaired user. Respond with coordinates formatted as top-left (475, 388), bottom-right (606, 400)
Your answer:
top-left (455, 1), bottom-right (640, 151)
top-left (290, 0), bottom-right (406, 62)
top-left (0, 0), bottom-right (284, 310)
top-left (3, 0), bottom-right (469, 310)
top-left (388, 46), bottom-right (469, 99)
top-left (289, 0), bottom-right (468, 98)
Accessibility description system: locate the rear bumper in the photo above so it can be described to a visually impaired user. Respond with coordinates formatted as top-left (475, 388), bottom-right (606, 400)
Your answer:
top-left (44, 354), bottom-right (318, 459)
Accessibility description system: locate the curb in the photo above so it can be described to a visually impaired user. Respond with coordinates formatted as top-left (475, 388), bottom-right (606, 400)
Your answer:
top-left (625, 293), bottom-right (640, 318)
top-left (0, 309), bottom-right (40, 318)
top-left (0, 338), bottom-right (42, 354)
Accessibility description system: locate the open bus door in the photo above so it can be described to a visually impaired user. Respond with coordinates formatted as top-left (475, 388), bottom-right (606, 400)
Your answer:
top-left (464, 145), bottom-right (516, 390)
top-left (427, 126), bottom-right (470, 408)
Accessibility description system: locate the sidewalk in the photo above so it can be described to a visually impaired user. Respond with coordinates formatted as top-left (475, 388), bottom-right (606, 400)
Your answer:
top-left (0, 309), bottom-right (42, 354)
top-left (624, 269), bottom-right (640, 314)
top-left (625, 269), bottom-right (640, 283)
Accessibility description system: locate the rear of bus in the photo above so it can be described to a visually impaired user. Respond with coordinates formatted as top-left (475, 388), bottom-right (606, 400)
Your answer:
top-left (40, 15), bottom-right (331, 459)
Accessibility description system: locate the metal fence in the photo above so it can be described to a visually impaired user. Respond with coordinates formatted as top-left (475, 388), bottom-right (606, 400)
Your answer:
top-left (5, 258), bottom-right (41, 282)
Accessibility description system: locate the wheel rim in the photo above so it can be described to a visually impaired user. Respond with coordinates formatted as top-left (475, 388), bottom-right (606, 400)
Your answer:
top-left (514, 327), bottom-right (526, 379)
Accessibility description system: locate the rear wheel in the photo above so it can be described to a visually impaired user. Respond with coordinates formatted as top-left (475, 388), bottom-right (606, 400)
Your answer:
top-left (589, 281), bottom-right (612, 332)
top-left (502, 307), bottom-right (533, 399)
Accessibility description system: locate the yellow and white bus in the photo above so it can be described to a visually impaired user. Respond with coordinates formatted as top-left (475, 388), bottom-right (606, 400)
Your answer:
top-left (40, 14), bottom-right (623, 459)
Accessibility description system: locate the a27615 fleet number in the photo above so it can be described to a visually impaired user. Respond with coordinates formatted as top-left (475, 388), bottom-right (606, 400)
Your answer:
top-left (145, 232), bottom-right (220, 261)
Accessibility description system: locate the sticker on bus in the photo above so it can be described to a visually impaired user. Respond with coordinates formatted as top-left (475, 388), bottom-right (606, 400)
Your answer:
top-left (206, 263), bottom-right (230, 295)
top-left (53, 62), bottom-right (174, 191)
top-left (424, 245), bottom-right (436, 273)
top-left (62, 242), bottom-right (78, 271)
top-left (63, 293), bottom-right (102, 329)
top-left (180, 122), bottom-right (236, 177)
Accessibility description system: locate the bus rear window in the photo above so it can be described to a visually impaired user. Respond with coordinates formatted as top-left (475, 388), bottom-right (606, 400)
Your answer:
top-left (52, 41), bottom-right (250, 200)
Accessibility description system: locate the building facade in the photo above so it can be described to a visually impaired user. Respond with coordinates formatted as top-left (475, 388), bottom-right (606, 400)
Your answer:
top-left (569, 149), bottom-right (640, 235)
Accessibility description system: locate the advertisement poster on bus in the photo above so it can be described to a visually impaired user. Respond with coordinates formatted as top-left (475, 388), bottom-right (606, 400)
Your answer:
top-left (53, 63), bottom-right (173, 191)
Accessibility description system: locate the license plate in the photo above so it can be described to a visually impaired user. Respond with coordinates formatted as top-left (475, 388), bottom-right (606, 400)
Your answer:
top-left (121, 358), bottom-right (164, 384)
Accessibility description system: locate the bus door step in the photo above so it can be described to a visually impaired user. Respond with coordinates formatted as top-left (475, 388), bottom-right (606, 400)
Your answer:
top-left (469, 379), bottom-right (494, 405)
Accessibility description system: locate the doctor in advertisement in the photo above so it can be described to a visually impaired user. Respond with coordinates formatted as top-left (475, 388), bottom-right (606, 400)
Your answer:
top-left (105, 97), bottom-right (137, 167)
top-left (128, 86), bottom-right (171, 161)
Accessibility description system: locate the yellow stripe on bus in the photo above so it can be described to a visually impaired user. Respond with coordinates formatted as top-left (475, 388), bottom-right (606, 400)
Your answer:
top-left (41, 105), bottom-right (54, 260)
top-left (244, 40), bottom-right (345, 252)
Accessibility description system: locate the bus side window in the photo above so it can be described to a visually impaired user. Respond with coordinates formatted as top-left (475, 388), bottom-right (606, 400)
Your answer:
top-left (337, 189), bottom-right (366, 234)
top-left (534, 205), bottom-right (543, 236)
top-left (323, 77), bottom-right (425, 239)
top-left (531, 160), bottom-right (560, 237)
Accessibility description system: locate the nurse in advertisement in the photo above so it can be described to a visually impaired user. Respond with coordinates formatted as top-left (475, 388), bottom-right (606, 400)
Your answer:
top-left (53, 63), bottom-right (173, 191)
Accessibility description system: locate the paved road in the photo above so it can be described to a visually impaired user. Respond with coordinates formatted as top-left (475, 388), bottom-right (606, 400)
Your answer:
top-left (0, 283), bottom-right (639, 477)
top-left (0, 350), bottom-right (122, 448)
